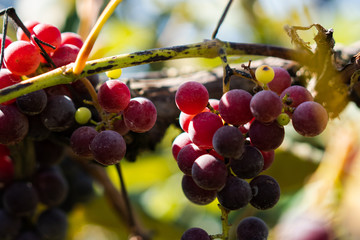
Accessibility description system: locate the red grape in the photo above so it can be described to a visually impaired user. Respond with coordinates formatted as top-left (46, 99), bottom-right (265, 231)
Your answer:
top-left (112, 116), bottom-right (130, 136)
top-left (179, 108), bottom-right (209, 132)
top-left (175, 81), bottom-right (209, 115)
top-left (51, 44), bottom-right (80, 67)
top-left (188, 112), bottom-right (223, 149)
top-left (171, 132), bottom-right (192, 161)
top-left (280, 85), bottom-right (313, 109)
top-left (219, 89), bottom-right (253, 126)
top-left (4, 40), bottom-right (41, 76)
top-left (261, 150), bottom-right (275, 171)
top-left (123, 97), bottom-right (157, 133)
top-left (16, 20), bottom-right (39, 41)
top-left (31, 23), bottom-right (62, 54)
top-left (97, 80), bottom-right (131, 113)
top-left (250, 90), bottom-right (282, 123)
top-left (292, 101), bottom-right (328, 137)
top-left (60, 32), bottom-right (83, 48)
top-left (177, 143), bottom-right (207, 175)
top-left (0, 69), bottom-right (21, 105)
top-left (267, 67), bottom-right (292, 95)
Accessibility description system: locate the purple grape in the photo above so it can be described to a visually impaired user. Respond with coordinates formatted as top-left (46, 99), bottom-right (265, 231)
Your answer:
top-left (212, 125), bottom-right (245, 159)
top-left (249, 120), bottom-right (284, 151)
top-left (181, 227), bottom-right (211, 240)
top-left (250, 90), bottom-right (282, 123)
top-left (90, 130), bottom-right (126, 165)
top-left (35, 140), bottom-right (65, 166)
top-left (0, 104), bottom-right (29, 145)
top-left (70, 126), bottom-right (99, 157)
top-left (230, 145), bottom-right (264, 179)
top-left (217, 175), bottom-right (252, 210)
top-left (292, 101), bottom-right (328, 137)
top-left (236, 216), bottom-right (269, 240)
top-left (3, 181), bottom-right (38, 216)
top-left (267, 67), bottom-right (291, 95)
top-left (191, 154), bottom-right (227, 191)
top-left (280, 85), bottom-right (313, 109)
top-left (37, 208), bottom-right (68, 240)
top-left (181, 175), bottom-right (217, 205)
top-left (219, 89), bottom-right (253, 126)
top-left (16, 89), bottom-right (47, 115)
top-left (250, 175), bottom-right (280, 210)
top-left (40, 95), bottom-right (76, 132)
top-left (27, 115), bottom-right (51, 141)
top-left (177, 143), bottom-right (207, 175)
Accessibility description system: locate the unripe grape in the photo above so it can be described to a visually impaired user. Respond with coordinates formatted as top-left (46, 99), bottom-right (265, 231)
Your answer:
top-left (75, 107), bottom-right (92, 125)
top-left (255, 65), bottom-right (275, 84)
top-left (277, 112), bottom-right (290, 126)
top-left (106, 69), bottom-right (122, 79)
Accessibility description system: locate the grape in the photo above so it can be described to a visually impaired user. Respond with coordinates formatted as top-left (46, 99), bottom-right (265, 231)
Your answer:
top-left (292, 101), bottom-right (328, 137)
top-left (31, 23), bottom-right (62, 54)
top-left (250, 175), bottom-right (280, 210)
top-left (112, 116), bottom-right (130, 136)
top-left (0, 209), bottom-right (21, 239)
top-left (219, 89), bottom-right (253, 126)
top-left (123, 97), bottom-right (157, 133)
top-left (177, 143), bottom-right (207, 175)
top-left (16, 89), bottom-right (48, 115)
top-left (191, 154), bottom-right (227, 191)
top-left (181, 175), bottom-right (217, 205)
top-left (181, 227), bottom-right (211, 240)
top-left (90, 130), bottom-right (126, 165)
top-left (0, 69), bottom-right (22, 105)
top-left (0, 104), bottom-right (29, 145)
top-left (179, 108), bottom-right (210, 132)
top-left (261, 150), bottom-right (275, 171)
top-left (16, 20), bottom-right (39, 41)
top-left (60, 32), bottom-right (83, 48)
top-left (212, 125), bottom-right (245, 159)
top-left (236, 216), bottom-right (269, 240)
top-left (40, 95), bottom-right (76, 132)
top-left (208, 149), bottom-right (224, 161)
top-left (106, 68), bottom-right (122, 79)
top-left (255, 65), bottom-right (275, 84)
top-left (4, 40), bottom-right (41, 76)
top-left (188, 112), bottom-right (223, 150)
top-left (97, 80), bottom-right (131, 113)
top-left (51, 44), bottom-right (80, 67)
top-left (280, 85), bottom-right (314, 109)
top-left (3, 181), bottom-right (38, 216)
top-left (276, 112), bottom-right (290, 126)
top-left (267, 67), bottom-right (292, 95)
top-left (33, 167), bottom-right (69, 207)
top-left (0, 155), bottom-right (14, 184)
top-left (0, 144), bottom-right (10, 156)
top-left (217, 175), bottom-right (252, 210)
top-left (175, 81), bottom-right (209, 115)
top-left (249, 120), bottom-right (284, 151)
top-left (37, 208), bottom-right (68, 240)
top-left (230, 145), bottom-right (264, 179)
top-left (171, 132), bottom-right (192, 161)
top-left (35, 140), bottom-right (65, 166)
top-left (208, 98), bottom-right (220, 111)
top-left (74, 107), bottom-right (92, 125)
top-left (250, 90), bottom-right (282, 123)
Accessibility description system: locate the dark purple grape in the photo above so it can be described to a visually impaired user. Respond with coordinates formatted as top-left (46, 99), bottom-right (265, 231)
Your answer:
top-left (181, 175), bottom-right (217, 205)
top-left (37, 208), bottom-right (68, 240)
top-left (181, 227), bottom-right (211, 240)
top-left (90, 130), bottom-right (126, 165)
top-left (16, 89), bottom-right (47, 115)
top-left (236, 216), bottom-right (269, 240)
top-left (249, 120), bottom-right (284, 151)
top-left (27, 115), bottom-right (51, 141)
top-left (33, 167), bottom-right (69, 207)
top-left (217, 175), bottom-right (252, 210)
top-left (40, 95), bottom-right (76, 132)
top-left (250, 90), bottom-right (282, 123)
top-left (35, 140), bottom-right (65, 166)
top-left (70, 126), bottom-right (99, 157)
top-left (250, 175), bottom-right (280, 210)
top-left (292, 101), bottom-right (328, 137)
top-left (230, 145), bottom-right (264, 179)
top-left (3, 181), bottom-right (38, 216)
top-left (212, 125), bottom-right (245, 159)
top-left (191, 154), bottom-right (227, 191)
top-left (177, 144), bottom-right (207, 175)
top-left (0, 209), bottom-right (21, 239)
top-left (0, 104), bottom-right (29, 145)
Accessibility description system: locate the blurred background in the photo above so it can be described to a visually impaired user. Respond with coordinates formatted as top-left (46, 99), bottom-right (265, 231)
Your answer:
top-left (2, 0), bottom-right (360, 239)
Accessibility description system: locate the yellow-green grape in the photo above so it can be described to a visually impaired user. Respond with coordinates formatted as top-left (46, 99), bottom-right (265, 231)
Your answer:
top-left (277, 112), bottom-right (290, 126)
top-left (255, 65), bottom-right (275, 84)
top-left (106, 69), bottom-right (122, 79)
top-left (75, 107), bottom-right (92, 125)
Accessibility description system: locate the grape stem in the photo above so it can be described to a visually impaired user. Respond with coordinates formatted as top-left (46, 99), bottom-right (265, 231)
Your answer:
top-left (0, 39), bottom-right (307, 104)
top-left (209, 204), bottom-right (231, 240)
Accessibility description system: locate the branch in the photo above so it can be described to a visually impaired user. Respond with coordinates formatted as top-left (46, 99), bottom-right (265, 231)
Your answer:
top-left (0, 39), bottom-right (308, 104)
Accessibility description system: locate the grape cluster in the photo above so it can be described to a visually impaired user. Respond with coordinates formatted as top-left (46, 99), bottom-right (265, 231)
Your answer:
top-left (0, 19), bottom-right (157, 239)
top-left (173, 65), bottom-right (328, 239)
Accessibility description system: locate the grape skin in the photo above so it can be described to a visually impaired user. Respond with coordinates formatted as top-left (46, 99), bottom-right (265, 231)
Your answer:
top-left (16, 89), bottom-right (48, 115)
top-left (31, 23), bottom-right (62, 54)
top-left (181, 175), bottom-right (217, 205)
top-left (250, 175), bottom-right (280, 210)
top-left (181, 227), bottom-right (211, 240)
top-left (236, 216), bottom-right (269, 240)
top-left (249, 120), bottom-right (284, 151)
top-left (250, 90), bottom-right (282, 123)
top-left (175, 81), bottom-right (209, 115)
top-left (280, 85), bottom-right (313, 109)
top-left (212, 125), bottom-right (245, 159)
top-left (97, 80), bottom-right (131, 113)
top-left (267, 67), bottom-right (291, 95)
top-left (171, 132), bottom-right (192, 161)
top-left (177, 143), bottom-right (207, 175)
top-left (0, 104), bottom-right (29, 145)
top-left (230, 145), bottom-right (264, 179)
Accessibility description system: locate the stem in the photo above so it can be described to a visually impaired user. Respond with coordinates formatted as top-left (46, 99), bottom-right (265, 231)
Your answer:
top-left (115, 163), bottom-right (136, 233)
top-left (219, 204), bottom-right (231, 240)
top-left (0, 39), bottom-right (307, 104)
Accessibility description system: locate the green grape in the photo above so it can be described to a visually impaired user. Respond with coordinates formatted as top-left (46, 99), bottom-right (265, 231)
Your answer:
top-left (277, 112), bottom-right (290, 126)
top-left (75, 107), bottom-right (92, 125)
top-left (255, 65), bottom-right (275, 84)
top-left (106, 69), bottom-right (122, 79)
